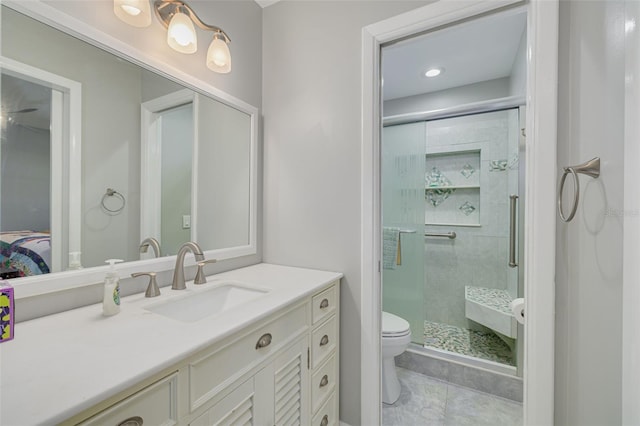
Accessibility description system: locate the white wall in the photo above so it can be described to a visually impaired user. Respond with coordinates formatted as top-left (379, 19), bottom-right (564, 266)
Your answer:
top-left (262, 1), bottom-right (430, 424)
top-left (555, 0), bottom-right (625, 424)
top-left (1, 124), bottom-right (51, 233)
top-left (196, 95), bottom-right (252, 251)
top-left (160, 104), bottom-right (193, 256)
top-left (508, 30), bottom-right (526, 97)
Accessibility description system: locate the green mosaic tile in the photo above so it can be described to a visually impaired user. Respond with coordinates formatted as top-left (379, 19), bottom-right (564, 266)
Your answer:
top-left (465, 286), bottom-right (513, 315)
top-left (424, 321), bottom-right (515, 366)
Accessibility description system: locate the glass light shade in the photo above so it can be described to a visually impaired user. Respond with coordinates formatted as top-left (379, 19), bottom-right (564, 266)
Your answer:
top-left (167, 12), bottom-right (197, 54)
top-left (113, 0), bottom-right (151, 27)
top-left (206, 36), bottom-right (231, 73)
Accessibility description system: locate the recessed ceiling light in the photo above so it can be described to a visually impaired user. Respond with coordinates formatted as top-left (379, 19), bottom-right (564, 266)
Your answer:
top-left (425, 68), bottom-right (443, 78)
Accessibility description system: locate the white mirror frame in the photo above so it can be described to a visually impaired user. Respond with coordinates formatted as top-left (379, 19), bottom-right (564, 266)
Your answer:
top-left (361, 0), bottom-right (558, 424)
top-left (2, 0), bottom-right (258, 299)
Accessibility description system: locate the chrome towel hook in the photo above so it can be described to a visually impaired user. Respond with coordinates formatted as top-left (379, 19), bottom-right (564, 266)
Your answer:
top-left (558, 157), bottom-right (600, 222)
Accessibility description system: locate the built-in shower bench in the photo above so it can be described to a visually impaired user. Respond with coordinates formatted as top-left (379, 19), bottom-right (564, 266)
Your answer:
top-left (464, 286), bottom-right (517, 339)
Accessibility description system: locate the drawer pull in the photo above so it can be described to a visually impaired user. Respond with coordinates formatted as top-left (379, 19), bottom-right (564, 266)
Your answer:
top-left (117, 416), bottom-right (143, 426)
top-left (320, 335), bottom-right (329, 346)
top-left (319, 374), bottom-right (329, 388)
top-left (320, 298), bottom-right (329, 309)
top-left (320, 414), bottom-right (329, 426)
top-left (255, 333), bottom-right (273, 349)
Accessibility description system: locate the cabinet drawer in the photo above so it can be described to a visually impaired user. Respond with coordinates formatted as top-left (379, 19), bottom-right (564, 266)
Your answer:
top-left (311, 316), bottom-right (337, 369)
top-left (80, 373), bottom-right (178, 426)
top-left (311, 355), bottom-right (336, 414)
top-left (312, 285), bottom-right (337, 325)
top-left (311, 392), bottom-right (337, 426)
top-left (189, 304), bottom-right (307, 412)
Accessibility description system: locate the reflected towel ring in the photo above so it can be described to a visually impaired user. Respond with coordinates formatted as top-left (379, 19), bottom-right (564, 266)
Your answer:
top-left (101, 188), bottom-right (126, 214)
top-left (557, 157), bottom-right (600, 223)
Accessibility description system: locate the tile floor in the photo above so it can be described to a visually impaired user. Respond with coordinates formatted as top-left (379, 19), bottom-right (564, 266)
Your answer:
top-left (382, 367), bottom-right (522, 426)
top-left (424, 321), bottom-right (515, 366)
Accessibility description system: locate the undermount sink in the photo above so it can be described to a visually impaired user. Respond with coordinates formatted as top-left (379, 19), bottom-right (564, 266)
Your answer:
top-left (145, 282), bottom-right (269, 322)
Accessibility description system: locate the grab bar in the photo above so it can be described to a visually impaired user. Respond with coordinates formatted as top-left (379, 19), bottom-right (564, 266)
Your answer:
top-left (558, 157), bottom-right (600, 222)
top-left (509, 195), bottom-right (518, 268)
top-left (424, 232), bottom-right (456, 239)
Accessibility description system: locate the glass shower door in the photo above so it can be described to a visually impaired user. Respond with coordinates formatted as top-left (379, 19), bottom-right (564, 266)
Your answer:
top-left (381, 122), bottom-right (426, 343)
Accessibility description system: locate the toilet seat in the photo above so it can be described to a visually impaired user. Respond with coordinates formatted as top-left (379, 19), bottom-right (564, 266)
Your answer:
top-left (382, 311), bottom-right (410, 337)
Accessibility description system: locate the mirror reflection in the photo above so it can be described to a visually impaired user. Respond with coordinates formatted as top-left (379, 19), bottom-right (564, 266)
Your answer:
top-left (0, 6), bottom-right (253, 278)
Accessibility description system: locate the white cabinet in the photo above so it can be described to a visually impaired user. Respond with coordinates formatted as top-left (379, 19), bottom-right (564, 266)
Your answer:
top-left (189, 336), bottom-right (309, 426)
top-left (74, 281), bottom-right (339, 426)
top-left (310, 284), bottom-right (339, 425)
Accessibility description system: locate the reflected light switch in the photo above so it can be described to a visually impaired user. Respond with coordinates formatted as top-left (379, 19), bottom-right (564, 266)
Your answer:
top-left (182, 215), bottom-right (191, 229)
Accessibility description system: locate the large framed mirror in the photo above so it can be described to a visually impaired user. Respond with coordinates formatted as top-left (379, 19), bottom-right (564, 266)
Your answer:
top-left (0, 1), bottom-right (258, 297)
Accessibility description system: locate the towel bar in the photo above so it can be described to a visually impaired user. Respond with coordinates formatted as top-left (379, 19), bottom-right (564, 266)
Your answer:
top-left (424, 232), bottom-right (456, 239)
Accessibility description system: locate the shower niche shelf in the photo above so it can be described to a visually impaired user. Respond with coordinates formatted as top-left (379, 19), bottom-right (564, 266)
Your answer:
top-left (425, 150), bottom-right (480, 226)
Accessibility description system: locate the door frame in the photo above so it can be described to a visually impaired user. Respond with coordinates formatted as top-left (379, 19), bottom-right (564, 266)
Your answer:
top-left (623, 0), bottom-right (640, 422)
top-left (360, 1), bottom-right (559, 424)
top-left (140, 89), bottom-right (199, 253)
top-left (0, 56), bottom-right (82, 272)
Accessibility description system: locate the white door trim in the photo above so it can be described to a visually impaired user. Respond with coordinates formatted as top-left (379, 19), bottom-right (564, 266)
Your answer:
top-left (140, 89), bottom-right (196, 252)
top-left (0, 56), bottom-right (82, 272)
top-left (623, 0), bottom-right (640, 422)
top-left (360, 1), bottom-right (558, 424)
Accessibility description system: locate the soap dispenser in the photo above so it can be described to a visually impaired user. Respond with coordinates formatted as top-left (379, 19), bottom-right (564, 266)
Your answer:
top-left (103, 259), bottom-right (123, 316)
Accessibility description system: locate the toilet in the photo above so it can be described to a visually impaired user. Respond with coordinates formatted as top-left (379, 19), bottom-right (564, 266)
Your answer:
top-left (382, 311), bottom-right (412, 404)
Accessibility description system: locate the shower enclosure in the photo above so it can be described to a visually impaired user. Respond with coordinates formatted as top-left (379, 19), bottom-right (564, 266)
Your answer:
top-left (382, 107), bottom-right (523, 374)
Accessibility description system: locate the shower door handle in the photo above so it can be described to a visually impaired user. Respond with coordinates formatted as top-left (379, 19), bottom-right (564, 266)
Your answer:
top-left (509, 195), bottom-right (518, 268)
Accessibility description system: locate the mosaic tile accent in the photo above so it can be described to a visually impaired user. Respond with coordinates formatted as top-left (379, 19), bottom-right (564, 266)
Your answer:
top-left (426, 167), bottom-right (452, 188)
top-left (425, 167), bottom-right (455, 207)
top-left (489, 160), bottom-right (508, 172)
top-left (459, 201), bottom-right (476, 216)
top-left (465, 286), bottom-right (513, 315)
top-left (426, 188), bottom-right (455, 207)
top-left (424, 321), bottom-right (515, 366)
top-left (460, 163), bottom-right (475, 179)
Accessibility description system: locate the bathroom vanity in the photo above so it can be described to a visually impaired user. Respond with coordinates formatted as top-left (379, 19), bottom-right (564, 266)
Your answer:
top-left (0, 264), bottom-right (341, 425)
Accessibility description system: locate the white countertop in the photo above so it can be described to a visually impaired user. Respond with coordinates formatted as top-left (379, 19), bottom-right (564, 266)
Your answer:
top-left (0, 263), bottom-right (342, 425)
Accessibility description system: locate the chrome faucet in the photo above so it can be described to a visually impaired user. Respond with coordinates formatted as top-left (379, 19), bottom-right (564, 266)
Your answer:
top-left (172, 241), bottom-right (205, 290)
top-left (139, 237), bottom-right (161, 258)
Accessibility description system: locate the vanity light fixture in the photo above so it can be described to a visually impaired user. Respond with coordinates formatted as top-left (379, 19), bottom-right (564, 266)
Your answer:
top-left (425, 68), bottom-right (443, 78)
top-left (113, 0), bottom-right (232, 73)
top-left (113, 0), bottom-right (152, 27)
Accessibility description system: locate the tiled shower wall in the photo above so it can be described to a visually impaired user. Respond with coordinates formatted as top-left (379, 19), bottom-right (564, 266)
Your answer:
top-left (424, 110), bottom-right (519, 330)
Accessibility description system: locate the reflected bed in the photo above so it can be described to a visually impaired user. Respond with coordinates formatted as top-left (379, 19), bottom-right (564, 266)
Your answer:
top-left (0, 231), bottom-right (51, 277)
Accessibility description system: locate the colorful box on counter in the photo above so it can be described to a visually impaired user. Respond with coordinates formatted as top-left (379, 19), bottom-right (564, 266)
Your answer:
top-left (0, 283), bottom-right (14, 342)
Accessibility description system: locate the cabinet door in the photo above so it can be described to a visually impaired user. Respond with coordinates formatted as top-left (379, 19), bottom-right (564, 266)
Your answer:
top-left (189, 378), bottom-right (256, 426)
top-left (255, 336), bottom-right (310, 426)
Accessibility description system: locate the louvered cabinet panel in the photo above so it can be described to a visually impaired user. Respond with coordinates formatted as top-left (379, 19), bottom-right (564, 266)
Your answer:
top-left (189, 379), bottom-right (255, 426)
top-left (254, 335), bottom-right (310, 426)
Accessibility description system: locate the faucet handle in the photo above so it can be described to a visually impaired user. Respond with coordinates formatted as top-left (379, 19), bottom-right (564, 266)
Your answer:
top-left (194, 259), bottom-right (217, 285)
top-left (131, 272), bottom-right (160, 298)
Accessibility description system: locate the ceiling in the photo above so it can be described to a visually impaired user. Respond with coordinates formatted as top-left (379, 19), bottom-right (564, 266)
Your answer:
top-left (382, 11), bottom-right (526, 101)
top-left (1, 73), bottom-right (52, 132)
